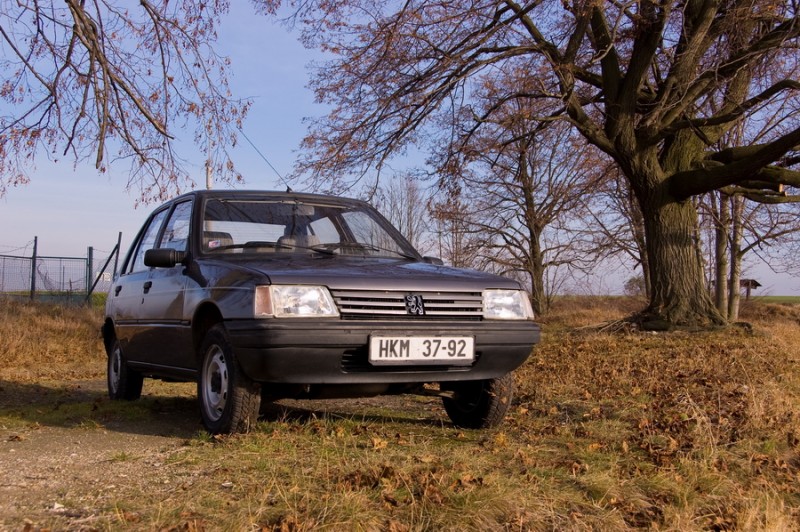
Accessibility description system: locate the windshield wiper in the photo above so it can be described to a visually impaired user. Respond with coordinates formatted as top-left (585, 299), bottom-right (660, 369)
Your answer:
top-left (207, 241), bottom-right (414, 259)
top-left (311, 242), bottom-right (417, 259)
top-left (205, 241), bottom-right (334, 254)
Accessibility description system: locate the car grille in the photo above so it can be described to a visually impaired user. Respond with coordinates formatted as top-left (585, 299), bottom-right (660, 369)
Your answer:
top-left (330, 289), bottom-right (483, 320)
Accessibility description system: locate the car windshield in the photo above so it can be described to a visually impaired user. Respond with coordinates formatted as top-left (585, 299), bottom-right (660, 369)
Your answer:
top-left (201, 198), bottom-right (419, 259)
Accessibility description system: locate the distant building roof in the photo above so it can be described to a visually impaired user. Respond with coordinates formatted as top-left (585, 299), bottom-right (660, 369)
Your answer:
top-left (740, 279), bottom-right (761, 288)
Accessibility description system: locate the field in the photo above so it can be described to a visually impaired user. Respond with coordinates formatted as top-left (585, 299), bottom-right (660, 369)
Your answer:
top-left (752, 296), bottom-right (800, 305)
top-left (0, 297), bottom-right (798, 530)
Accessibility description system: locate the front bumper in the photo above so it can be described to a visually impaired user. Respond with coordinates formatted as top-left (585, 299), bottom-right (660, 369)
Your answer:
top-left (225, 318), bottom-right (540, 384)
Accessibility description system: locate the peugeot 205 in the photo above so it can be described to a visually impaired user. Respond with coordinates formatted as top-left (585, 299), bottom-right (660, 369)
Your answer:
top-left (102, 190), bottom-right (540, 433)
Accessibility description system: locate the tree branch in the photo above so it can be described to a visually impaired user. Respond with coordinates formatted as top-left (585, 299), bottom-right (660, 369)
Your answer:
top-left (669, 126), bottom-right (800, 199)
top-left (659, 13), bottom-right (800, 130)
top-left (653, 79), bottom-right (800, 144)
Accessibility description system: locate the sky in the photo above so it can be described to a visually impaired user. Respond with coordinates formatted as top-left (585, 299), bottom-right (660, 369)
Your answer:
top-left (0, 4), bottom-right (797, 296)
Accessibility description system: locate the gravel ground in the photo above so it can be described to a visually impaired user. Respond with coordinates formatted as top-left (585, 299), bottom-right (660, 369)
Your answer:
top-left (0, 379), bottom-right (201, 529)
top-left (0, 378), bottom-right (440, 530)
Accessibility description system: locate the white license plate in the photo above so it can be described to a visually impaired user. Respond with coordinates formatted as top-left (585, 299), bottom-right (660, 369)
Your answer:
top-left (368, 335), bottom-right (475, 365)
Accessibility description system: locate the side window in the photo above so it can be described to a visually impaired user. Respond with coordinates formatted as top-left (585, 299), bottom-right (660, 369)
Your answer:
top-left (159, 201), bottom-right (193, 252)
top-left (128, 209), bottom-right (169, 274)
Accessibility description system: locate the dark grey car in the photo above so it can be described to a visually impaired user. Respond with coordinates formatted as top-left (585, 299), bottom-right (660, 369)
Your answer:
top-left (102, 190), bottom-right (540, 433)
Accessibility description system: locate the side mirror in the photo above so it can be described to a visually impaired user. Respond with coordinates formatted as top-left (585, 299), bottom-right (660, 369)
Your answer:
top-left (144, 248), bottom-right (187, 268)
top-left (422, 256), bottom-right (444, 266)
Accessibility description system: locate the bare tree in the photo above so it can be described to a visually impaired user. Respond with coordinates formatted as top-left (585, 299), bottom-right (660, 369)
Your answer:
top-left (704, 190), bottom-right (800, 319)
top-left (372, 174), bottom-right (432, 254)
top-left (700, 95), bottom-right (800, 319)
top-left (428, 191), bottom-right (487, 269)
top-left (267, 0), bottom-right (800, 328)
top-left (449, 118), bottom-right (604, 315)
top-left (0, 1), bottom-right (249, 201)
top-left (590, 166), bottom-right (651, 298)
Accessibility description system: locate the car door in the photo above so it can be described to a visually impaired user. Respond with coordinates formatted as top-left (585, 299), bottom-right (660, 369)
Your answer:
top-left (137, 199), bottom-right (195, 371)
top-left (109, 207), bottom-right (170, 362)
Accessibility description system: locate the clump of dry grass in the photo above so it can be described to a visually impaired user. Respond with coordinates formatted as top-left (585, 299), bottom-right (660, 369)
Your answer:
top-left (740, 299), bottom-right (800, 326)
top-left (540, 295), bottom-right (645, 328)
top-left (0, 296), bottom-right (105, 382)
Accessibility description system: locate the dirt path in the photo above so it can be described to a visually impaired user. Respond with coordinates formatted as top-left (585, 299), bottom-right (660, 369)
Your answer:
top-left (0, 379), bottom-right (201, 529)
top-left (0, 378), bottom-right (438, 530)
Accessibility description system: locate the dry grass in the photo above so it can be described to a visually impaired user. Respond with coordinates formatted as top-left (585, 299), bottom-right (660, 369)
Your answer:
top-left (0, 297), bottom-right (106, 382)
top-left (1, 296), bottom-right (799, 530)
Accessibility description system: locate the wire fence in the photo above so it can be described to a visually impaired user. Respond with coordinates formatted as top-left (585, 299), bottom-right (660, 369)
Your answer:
top-left (0, 236), bottom-right (120, 304)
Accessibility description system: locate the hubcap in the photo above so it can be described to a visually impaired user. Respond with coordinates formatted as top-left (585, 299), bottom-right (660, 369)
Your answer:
top-left (109, 345), bottom-right (122, 393)
top-left (202, 345), bottom-right (228, 422)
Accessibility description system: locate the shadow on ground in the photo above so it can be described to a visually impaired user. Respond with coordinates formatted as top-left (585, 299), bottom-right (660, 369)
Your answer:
top-left (262, 395), bottom-right (448, 429)
top-left (0, 379), bottom-right (448, 437)
top-left (0, 379), bottom-right (200, 438)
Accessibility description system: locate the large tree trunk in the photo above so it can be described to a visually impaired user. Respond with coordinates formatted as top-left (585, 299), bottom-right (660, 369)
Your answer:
top-left (639, 197), bottom-right (726, 329)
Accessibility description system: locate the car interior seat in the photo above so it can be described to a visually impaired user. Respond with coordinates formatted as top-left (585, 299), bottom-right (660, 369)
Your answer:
top-left (277, 224), bottom-right (320, 251)
top-left (277, 234), bottom-right (321, 251)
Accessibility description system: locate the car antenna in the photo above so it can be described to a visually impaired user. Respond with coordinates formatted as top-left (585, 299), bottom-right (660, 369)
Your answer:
top-left (240, 129), bottom-right (293, 191)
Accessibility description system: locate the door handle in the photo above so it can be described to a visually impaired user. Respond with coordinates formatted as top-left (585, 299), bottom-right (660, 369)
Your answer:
top-left (143, 281), bottom-right (153, 294)
top-left (114, 285), bottom-right (122, 296)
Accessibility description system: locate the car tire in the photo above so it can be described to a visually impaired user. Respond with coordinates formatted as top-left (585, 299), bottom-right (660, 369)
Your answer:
top-left (198, 324), bottom-right (261, 434)
top-left (441, 373), bottom-right (515, 429)
top-left (107, 339), bottom-right (144, 401)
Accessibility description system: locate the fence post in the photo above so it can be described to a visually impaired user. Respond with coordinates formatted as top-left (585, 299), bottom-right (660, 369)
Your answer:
top-left (85, 238), bottom-right (121, 305)
top-left (87, 246), bottom-right (94, 296)
top-left (113, 232), bottom-right (122, 279)
top-left (30, 236), bottom-right (38, 300)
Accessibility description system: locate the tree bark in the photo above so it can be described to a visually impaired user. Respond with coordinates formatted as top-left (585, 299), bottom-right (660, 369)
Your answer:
top-left (627, 184), bottom-right (651, 299)
top-left (527, 236), bottom-right (546, 317)
top-left (714, 192), bottom-right (730, 318)
top-left (639, 195), bottom-right (726, 328)
top-left (728, 195), bottom-right (745, 320)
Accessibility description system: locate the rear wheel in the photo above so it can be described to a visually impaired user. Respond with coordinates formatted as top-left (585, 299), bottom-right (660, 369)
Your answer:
top-left (441, 373), bottom-right (515, 429)
top-left (198, 324), bottom-right (261, 434)
top-left (107, 339), bottom-right (143, 401)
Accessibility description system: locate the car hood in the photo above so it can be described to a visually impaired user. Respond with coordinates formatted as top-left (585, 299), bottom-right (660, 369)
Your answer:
top-left (202, 255), bottom-right (522, 292)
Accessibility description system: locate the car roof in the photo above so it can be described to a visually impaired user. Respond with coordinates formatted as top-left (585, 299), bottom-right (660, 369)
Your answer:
top-left (167, 189), bottom-right (368, 207)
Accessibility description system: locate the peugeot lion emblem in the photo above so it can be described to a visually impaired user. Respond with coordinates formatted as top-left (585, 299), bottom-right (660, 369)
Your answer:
top-left (405, 294), bottom-right (426, 315)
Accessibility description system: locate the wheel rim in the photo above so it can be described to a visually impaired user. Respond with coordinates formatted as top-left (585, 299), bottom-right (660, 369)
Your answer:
top-left (202, 345), bottom-right (228, 422)
top-left (109, 344), bottom-right (122, 393)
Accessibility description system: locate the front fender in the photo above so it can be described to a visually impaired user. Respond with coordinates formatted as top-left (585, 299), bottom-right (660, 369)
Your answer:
top-left (101, 319), bottom-right (116, 354)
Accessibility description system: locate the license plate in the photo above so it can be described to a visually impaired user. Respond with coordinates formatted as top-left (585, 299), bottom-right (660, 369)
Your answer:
top-left (369, 335), bottom-right (475, 365)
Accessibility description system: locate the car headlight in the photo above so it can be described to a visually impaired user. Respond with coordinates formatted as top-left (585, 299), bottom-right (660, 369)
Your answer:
top-left (483, 289), bottom-right (534, 320)
top-left (254, 285), bottom-right (339, 318)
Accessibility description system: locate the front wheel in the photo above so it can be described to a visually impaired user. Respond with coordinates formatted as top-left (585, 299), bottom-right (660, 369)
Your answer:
top-left (198, 324), bottom-right (261, 434)
top-left (441, 373), bottom-right (515, 429)
top-left (107, 339), bottom-right (143, 401)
